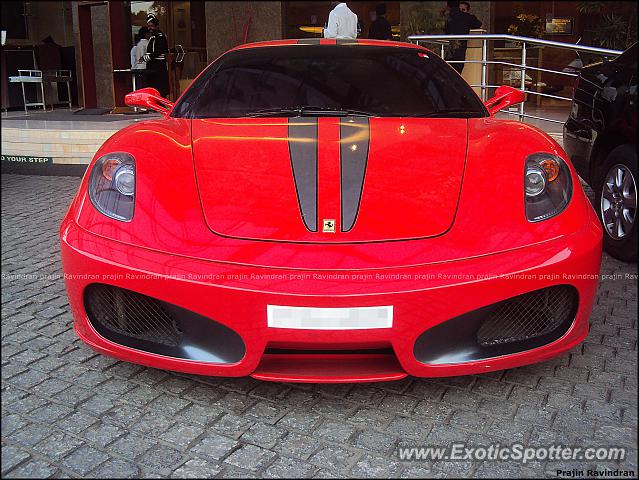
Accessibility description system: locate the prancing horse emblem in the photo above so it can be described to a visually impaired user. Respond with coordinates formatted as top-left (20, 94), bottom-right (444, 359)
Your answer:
top-left (323, 219), bottom-right (336, 233)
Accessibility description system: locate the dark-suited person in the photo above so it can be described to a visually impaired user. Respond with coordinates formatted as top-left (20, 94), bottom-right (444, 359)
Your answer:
top-left (444, 0), bottom-right (482, 74)
top-left (141, 13), bottom-right (169, 97)
top-left (369, 4), bottom-right (392, 40)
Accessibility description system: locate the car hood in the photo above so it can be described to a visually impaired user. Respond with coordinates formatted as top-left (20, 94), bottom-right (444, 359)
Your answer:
top-left (191, 117), bottom-right (468, 243)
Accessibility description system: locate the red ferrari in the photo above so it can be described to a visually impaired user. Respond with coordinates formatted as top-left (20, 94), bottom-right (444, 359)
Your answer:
top-left (60, 39), bottom-right (602, 383)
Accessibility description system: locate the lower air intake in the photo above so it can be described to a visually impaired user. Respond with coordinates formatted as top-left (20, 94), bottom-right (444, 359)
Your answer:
top-left (414, 285), bottom-right (579, 365)
top-left (476, 285), bottom-right (577, 347)
top-left (84, 284), bottom-right (182, 347)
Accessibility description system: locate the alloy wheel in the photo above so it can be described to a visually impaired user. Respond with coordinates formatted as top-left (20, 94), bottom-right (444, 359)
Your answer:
top-left (600, 164), bottom-right (637, 239)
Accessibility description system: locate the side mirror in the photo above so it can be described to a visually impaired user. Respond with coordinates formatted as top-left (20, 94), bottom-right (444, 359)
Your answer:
top-left (484, 85), bottom-right (526, 116)
top-left (125, 88), bottom-right (174, 116)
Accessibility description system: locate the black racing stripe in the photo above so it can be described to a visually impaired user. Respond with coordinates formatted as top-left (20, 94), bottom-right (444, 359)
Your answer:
top-left (288, 117), bottom-right (318, 232)
top-left (335, 39), bottom-right (358, 45)
top-left (340, 117), bottom-right (370, 232)
top-left (297, 38), bottom-right (321, 45)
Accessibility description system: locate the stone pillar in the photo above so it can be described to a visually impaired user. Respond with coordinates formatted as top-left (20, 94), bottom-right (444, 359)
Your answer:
top-left (205, 2), bottom-right (283, 63)
top-left (91, 4), bottom-right (114, 109)
top-left (29, 1), bottom-right (75, 47)
top-left (71, 3), bottom-right (84, 108)
top-left (462, 28), bottom-right (487, 98)
top-left (467, 1), bottom-right (493, 33)
top-left (400, 2), bottom-right (447, 41)
top-left (463, 2), bottom-right (494, 94)
top-left (400, 1), bottom-right (494, 40)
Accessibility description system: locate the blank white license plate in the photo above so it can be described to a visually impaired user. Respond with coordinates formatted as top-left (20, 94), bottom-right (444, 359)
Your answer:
top-left (267, 305), bottom-right (393, 330)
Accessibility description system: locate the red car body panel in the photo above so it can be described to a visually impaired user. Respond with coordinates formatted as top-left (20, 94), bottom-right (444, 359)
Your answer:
top-left (72, 116), bottom-right (590, 269)
top-left (61, 39), bottom-right (603, 382)
top-left (192, 118), bottom-right (467, 242)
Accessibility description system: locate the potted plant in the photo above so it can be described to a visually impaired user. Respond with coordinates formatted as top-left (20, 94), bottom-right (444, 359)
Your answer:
top-left (507, 14), bottom-right (544, 45)
top-left (577, 1), bottom-right (637, 51)
top-left (403, 3), bottom-right (447, 45)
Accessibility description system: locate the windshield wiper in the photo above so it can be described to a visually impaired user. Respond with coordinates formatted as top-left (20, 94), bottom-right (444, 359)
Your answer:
top-left (245, 107), bottom-right (301, 118)
top-left (244, 106), bottom-right (375, 118)
top-left (298, 106), bottom-right (376, 117)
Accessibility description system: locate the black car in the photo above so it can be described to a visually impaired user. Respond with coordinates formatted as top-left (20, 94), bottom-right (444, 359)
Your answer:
top-left (563, 43), bottom-right (637, 262)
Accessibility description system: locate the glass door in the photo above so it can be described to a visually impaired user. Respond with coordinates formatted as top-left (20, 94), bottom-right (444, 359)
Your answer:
top-left (129, 1), bottom-right (207, 100)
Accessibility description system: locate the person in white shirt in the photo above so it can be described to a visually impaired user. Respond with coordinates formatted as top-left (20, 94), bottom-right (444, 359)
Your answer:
top-left (131, 26), bottom-right (149, 70)
top-left (130, 26), bottom-right (150, 91)
top-left (323, 2), bottom-right (358, 39)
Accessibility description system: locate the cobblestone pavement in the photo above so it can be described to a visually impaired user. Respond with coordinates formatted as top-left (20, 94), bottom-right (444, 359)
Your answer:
top-left (2, 174), bottom-right (637, 478)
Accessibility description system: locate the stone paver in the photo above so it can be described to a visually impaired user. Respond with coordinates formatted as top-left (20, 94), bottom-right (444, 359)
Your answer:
top-left (1, 174), bottom-right (637, 478)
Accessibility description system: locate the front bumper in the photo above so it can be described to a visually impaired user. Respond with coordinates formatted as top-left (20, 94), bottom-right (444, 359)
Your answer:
top-left (61, 217), bottom-right (602, 382)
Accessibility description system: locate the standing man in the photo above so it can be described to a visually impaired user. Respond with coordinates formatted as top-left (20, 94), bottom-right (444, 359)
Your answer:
top-left (368, 4), bottom-right (392, 40)
top-left (323, 2), bottom-right (358, 40)
top-left (142, 13), bottom-right (169, 98)
top-left (131, 26), bottom-right (150, 90)
top-left (444, 1), bottom-right (482, 74)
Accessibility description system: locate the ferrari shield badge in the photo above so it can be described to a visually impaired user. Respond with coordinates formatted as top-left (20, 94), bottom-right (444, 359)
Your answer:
top-left (323, 219), bottom-right (336, 233)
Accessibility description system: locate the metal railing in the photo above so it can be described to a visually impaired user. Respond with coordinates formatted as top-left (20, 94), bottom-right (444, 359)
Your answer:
top-left (407, 34), bottom-right (623, 125)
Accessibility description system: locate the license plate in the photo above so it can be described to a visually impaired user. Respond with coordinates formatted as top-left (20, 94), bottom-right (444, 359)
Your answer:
top-left (267, 305), bottom-right (393, 330)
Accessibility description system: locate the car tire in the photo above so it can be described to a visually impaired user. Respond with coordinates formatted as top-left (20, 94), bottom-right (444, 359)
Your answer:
top-left (595, 144), bottom-right (637, 262)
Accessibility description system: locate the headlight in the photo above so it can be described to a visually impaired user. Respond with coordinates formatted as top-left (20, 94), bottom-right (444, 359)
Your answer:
top-left (88, 152), bottom-right (135, 221)
top-left (524, 153), bottom-right (572, 222)
top-left (524, 165), bottom-right (546, 197)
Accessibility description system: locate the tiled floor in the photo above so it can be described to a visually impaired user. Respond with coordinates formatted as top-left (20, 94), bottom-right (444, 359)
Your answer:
top-left (2, 109), bottom-right (161, 130)
top-left (1, 110), bottom-right (162, 166)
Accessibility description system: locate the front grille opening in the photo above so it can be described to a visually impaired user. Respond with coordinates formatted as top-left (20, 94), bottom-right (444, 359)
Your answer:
top-left (85, 284), bottom-right (183, 347)
top-left (477, 285), bottom-right (577, 347)
top-left (264, 348), bottom-right (394, 355)
top-left (414, 285), bottom-right (579, 365)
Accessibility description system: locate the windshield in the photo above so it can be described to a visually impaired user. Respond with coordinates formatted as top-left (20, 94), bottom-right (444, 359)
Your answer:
top-left (172, 45), bottom-right (488, 118)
